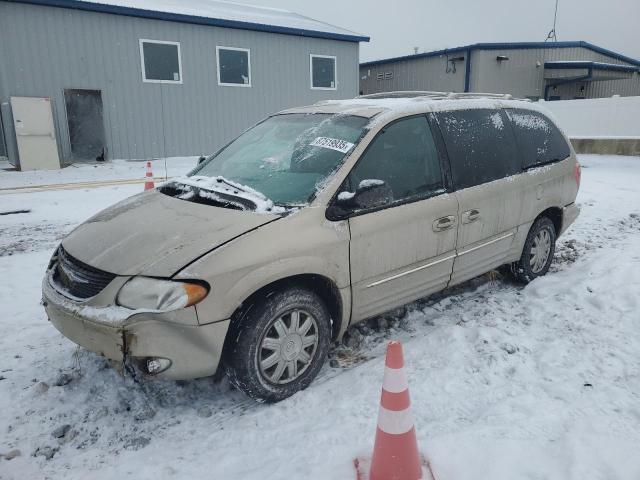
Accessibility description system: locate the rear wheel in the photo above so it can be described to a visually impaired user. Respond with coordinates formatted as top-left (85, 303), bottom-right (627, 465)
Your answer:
top-left (224, 287), bottom-right (331, 402)
top-left (510, 217), bottom-right (556, 283)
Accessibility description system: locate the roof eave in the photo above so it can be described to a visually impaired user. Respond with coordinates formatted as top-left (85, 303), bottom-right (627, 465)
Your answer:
top-left (7, 0), bottom-right (370, 43)
top-left (360, 41), bottom-right (640, 67)
top-left (544, 61), bottom-right (639, 73)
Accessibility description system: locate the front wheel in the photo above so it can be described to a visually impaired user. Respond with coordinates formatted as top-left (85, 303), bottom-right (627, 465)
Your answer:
top-left (510, 217), bottom-right (556, 283)
top-left (223, 287), bottom-right (331, 402)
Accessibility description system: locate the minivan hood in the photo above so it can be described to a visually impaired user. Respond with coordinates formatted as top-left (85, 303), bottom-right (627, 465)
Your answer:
top-left (61, 190), bottom-right (279, 276)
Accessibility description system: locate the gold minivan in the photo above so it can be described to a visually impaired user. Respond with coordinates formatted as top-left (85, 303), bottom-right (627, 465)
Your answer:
top-left (42, 92), bottom-right (580, 402)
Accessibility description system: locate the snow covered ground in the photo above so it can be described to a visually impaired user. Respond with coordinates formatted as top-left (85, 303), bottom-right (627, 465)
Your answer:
top-left (0, 154), bottom-right (639, 479)
top-left (0, 157), bottom-right (197, 190)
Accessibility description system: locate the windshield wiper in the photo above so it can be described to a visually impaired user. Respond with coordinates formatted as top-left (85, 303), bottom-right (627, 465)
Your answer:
top-left (215, 176), bottom-right (246, 193)
top-left (159, 182), bottom-right (256, 211)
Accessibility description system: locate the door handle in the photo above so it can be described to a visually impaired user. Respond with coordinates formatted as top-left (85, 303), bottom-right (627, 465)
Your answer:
top-left (433, 215), bottom-right (456, 232)
top-left (462, 209), bottom-right (480, 224)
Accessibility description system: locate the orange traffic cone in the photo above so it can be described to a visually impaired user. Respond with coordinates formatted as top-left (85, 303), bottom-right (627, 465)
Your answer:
top-left (355, 341), bottom-right (434, 480)
top-left (144, 161), bottom-right (155, 190)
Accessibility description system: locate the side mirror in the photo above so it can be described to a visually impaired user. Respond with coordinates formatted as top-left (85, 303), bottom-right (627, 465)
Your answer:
top-left (198, 155), bottom-right (207, 165)
top-left (326, 179), bottom-right (392, 221)
top-left (351, 180), bottom-right (393, 209)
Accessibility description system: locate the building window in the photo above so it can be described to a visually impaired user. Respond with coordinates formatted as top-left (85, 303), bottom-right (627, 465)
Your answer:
top-left (139, 39), bottom-right (182, 84)
top-left (310, 54), bottom-right (337, 90)
top-left (217, 47), bottom-right (251, 87)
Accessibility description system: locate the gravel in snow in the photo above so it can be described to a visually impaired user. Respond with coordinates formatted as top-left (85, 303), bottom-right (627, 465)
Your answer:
top-left (0, 154), bottom-right (639, 479)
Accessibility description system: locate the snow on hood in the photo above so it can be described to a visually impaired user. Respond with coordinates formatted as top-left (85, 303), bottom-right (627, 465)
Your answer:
top-left (61, 190), bottom-right (279, 276)
top-left (169, 175), bottom-right (287, 214)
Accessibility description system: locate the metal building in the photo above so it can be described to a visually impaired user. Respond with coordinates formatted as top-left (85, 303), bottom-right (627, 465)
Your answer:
top-left (360, 42), bottom-right (640, 101)
top-left (0, 0), bottom-right (369, 168)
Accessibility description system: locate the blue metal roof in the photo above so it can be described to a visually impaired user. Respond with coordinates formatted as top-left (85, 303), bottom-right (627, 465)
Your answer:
top-left (6, 0), bottom-right (370, 43)
top-left (360, 41), bottom-right (640, 67)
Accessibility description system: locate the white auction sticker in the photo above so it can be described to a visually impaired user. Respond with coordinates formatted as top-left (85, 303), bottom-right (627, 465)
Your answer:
top-left (310, 137), bottom-right (355, 154)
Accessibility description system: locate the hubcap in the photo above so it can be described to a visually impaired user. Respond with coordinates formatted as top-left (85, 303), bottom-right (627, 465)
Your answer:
top-left (530, 228), bottom-right (552, 273)
top-left (258, 309), bottom-right (319, 385)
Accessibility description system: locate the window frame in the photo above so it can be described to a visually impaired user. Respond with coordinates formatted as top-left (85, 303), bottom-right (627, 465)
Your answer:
top-left (139, 39), bottom-right (183, 85)
top-left (216, 46), bottom-right (252, 88)
top-left (310, 54), bottom-right (337, 91)
top-left (327, 114), bottom-right (449, 220)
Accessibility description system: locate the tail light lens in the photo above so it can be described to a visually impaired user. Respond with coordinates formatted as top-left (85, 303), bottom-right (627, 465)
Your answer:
top-left (573, 161), bottom-right (581, 189)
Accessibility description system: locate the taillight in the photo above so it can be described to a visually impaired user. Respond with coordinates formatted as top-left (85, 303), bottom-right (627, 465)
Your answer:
top-left (573, 161), bottom-right (581, 189)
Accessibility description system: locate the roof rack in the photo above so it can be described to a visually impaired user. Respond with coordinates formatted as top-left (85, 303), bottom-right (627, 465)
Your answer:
top-left (356, 91), bottom-right (530, 101)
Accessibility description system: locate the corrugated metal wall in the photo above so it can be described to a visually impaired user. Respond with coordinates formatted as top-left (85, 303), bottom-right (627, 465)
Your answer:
top-left (0, 2), bottom-right (359, 163)
top-left (359, 54), bottom-right (465, 95)
top-left (360, 46), bottom-right (639, 100)
top-left (472, 47), bottom-right (640, 100)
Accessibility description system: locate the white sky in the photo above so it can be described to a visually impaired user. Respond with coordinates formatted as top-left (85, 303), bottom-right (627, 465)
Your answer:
top-left (243, 0), bottom-right (640, 62)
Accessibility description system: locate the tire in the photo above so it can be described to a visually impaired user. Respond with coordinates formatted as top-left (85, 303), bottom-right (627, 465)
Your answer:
top-left (510, 217), bottom-right (557, 284)
top-left (223, 287), bottom-right (331, 403)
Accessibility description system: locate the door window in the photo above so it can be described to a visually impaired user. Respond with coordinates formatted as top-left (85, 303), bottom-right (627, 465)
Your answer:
top-left (346, 116), bottom-right (444, 208)
top-left (505, 108), bottom-right (571, 168)
top-left (435, 109), bottom-right (519, 190)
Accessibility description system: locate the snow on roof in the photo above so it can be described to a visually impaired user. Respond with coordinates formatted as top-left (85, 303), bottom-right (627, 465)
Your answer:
top-left (279, 94), bottom-right (554, 129)
top-left (21, 0), bottom-right (368, 42)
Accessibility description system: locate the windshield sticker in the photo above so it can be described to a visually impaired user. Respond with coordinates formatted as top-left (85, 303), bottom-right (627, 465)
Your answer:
top-left (310, 137), bottom-right (355, 154)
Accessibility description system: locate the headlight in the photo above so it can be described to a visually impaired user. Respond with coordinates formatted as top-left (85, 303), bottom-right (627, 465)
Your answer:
top-left (117, 277), bottom-right (208, 312)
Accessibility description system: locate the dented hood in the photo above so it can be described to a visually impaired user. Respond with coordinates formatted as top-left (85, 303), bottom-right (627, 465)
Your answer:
top-left (61, 190), bottom-right (279, 276)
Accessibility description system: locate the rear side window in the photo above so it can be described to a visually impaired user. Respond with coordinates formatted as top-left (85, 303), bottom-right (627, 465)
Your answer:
top-left (506, 109), bottom-right (571, 168)
top-left (435, 109), bottom-right (519, 190)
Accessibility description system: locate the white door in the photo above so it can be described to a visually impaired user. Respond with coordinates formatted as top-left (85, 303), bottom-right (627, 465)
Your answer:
top-left (11, 96), bottom-right (61, 171)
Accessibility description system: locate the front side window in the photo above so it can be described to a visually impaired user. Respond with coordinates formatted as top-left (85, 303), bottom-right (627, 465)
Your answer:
top-left (345, 116), bottom-right (444, 208)
top-left (506, 109), bottom-right (570, 168)
top-left (310, 55), bottom-right (337, 90)
top-left (140, 40), bottom-right (182, 83)
top-left (435, 109), bottom-right (519, 190)
top-left (217, 47), bottom-right (251, 87)
top-left (188, 114), bottom-right (369, 206)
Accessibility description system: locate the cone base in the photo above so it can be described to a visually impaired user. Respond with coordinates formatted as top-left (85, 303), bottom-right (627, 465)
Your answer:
top-left (354, 457), bottom-right (435, 480)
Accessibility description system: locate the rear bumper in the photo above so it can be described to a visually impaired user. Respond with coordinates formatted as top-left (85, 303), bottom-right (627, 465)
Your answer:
top-left (42, 275), bottom-right (230, 380)
top-left (560, 203), bottom-right (580, 236)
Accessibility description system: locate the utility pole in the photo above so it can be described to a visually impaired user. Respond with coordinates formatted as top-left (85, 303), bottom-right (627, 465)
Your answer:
top-left (545, 0), bottom-right (559, 42)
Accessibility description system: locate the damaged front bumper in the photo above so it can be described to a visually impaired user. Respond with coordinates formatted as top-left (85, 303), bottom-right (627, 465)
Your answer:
top-left (42, 272), bottom-right (230, 380)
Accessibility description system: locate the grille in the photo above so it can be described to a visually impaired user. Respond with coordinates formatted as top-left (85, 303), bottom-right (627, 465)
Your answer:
top-left (52, 247), bottom-right (116, 299)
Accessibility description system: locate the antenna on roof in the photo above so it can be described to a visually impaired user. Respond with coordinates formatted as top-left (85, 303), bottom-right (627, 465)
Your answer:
top-left (545, 0), bottom-right (559, 42)
top-left (413, 47), bottom-right (419, 55)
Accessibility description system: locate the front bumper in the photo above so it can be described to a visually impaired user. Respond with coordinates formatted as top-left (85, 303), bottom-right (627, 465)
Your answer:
top-left (42, 273), bottom-right (230, 380)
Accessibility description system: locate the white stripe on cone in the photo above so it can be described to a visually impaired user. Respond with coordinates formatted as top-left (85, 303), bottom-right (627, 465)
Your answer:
top-left (377, 406), bottom-right (415, 435)
top-left (382, 366), bottom-right (409, 393)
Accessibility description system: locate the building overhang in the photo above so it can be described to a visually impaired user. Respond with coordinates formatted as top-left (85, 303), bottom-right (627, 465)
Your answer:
top-left (544, 61), bottom-right (639, 82)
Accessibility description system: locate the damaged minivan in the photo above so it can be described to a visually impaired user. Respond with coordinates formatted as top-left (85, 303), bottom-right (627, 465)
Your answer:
top-left (43, 93), bottom-right (580, 402)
